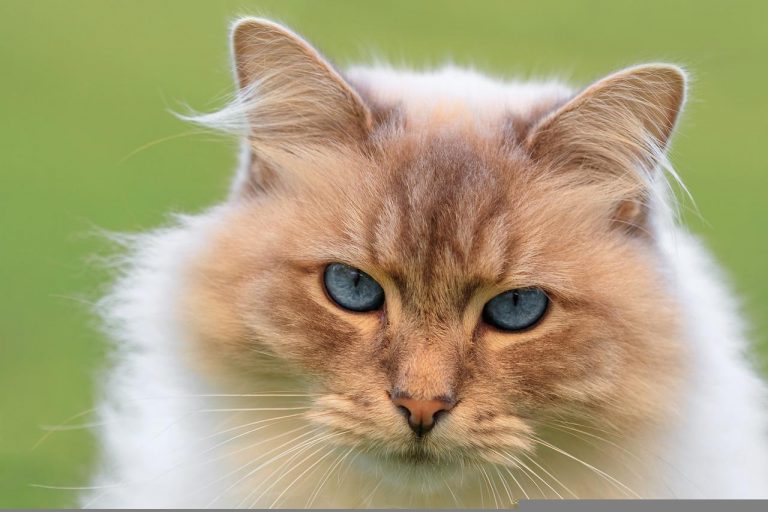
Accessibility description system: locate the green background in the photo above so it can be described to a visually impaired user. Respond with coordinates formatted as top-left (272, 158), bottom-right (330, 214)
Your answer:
top-left (2, 0), bottom-right (766, 507)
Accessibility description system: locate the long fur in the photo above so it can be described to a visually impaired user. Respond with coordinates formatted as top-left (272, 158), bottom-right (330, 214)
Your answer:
top-left (85, 21), bottom-right (768, 507)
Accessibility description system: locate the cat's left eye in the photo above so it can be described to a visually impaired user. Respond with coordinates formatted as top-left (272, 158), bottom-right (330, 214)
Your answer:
top-left (323, 263), bottom-right (385, 312)
top-left (482, 288), bottom-right (549, 331)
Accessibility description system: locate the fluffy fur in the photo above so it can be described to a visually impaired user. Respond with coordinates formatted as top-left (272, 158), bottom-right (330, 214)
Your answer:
top-left (85, 18), bottom-right (768, 507)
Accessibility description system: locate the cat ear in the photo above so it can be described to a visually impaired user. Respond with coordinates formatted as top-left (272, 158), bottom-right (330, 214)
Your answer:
top-left (231, 18), bottom-right (372, 158)
top-left (525, 64), bottom-right (686, 230)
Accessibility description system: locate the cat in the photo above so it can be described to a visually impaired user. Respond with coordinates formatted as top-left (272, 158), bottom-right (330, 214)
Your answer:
top-left (85, 18), bottom-right (768, 507)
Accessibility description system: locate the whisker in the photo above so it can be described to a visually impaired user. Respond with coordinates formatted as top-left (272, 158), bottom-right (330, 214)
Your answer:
top-left (79, 403), bottom-right (321, 506)
top-left (204, 426), bottom-right (320, 507)
top-left (361, 475), bottom-right (384, 507)
top-left (522, 453), bottom-right (578, 498)
top-left (33, 407), bottom-right (97, 449)
top-left (499, 452), bottom-right (545, 498)
top-left (197, 406), bottom-right (311, 413)
top-left (197, 412), bottom-right (307, 443)
top-left (38, 421), bottom-right (105, 432)
top-left (29, 483), bottom-right (120, 491)
top-left (478, 464), bottom-right (500, 508)
top-left (548, 415), bottom-right (623, 438)
top-left (242, 436), bottom-right (325, 506)
top-left (489, 465), bottom-right (505, 508)
top-left (41, 408), bottom-right (229, 506)
top-left (83, 418), bottom-right (312, 508)
top-left (166, 393), bottom-right (319, 398)
top-left (548, 419), bottom-right (634, 456)
top-left (441, 476), bottom-right (462, 507)
top-left (305, 444), bottom-right (356, 507)
top-left (546, 418), bottom-right (686, 497)
top-left (337, 444), bottom-right (364, 485)
top-left (499, 462), bottom-right (529, 500)
top-left (269, 443), bottom-right (339, 508)
top-left (532, 436), bottom-right (640, 498)
top-left (506, 452), bottom-right (561, 499)
top-left (241, 430), bottom-right (344, 508)
top-left (545, 424), bottom-right (639, 469)
top-left (195, 413), bottom-right (305, 457)
top-left (474, 462), bottom-right (486, 507)
top-left (152, 412), bottom-right (309, 476)
top-left (492, 464), bottom-right (516, 506)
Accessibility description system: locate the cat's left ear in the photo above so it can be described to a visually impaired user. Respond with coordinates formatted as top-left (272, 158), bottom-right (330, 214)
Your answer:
top-left (525, 64), bottom-right (686, 229)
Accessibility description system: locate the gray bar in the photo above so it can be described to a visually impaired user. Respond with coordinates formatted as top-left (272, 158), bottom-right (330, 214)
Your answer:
top-left (518, 500), bottom-right (767, 512)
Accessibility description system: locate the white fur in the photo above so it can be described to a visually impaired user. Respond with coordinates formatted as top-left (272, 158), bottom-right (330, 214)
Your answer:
top-left (85, 67), bottom-right (768, 507)
top-left (347, 65), bottom-right (573, 123)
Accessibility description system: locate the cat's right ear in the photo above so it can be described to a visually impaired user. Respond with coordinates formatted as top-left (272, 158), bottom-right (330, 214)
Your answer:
top-left (231, 18), bottom-right (372, 160)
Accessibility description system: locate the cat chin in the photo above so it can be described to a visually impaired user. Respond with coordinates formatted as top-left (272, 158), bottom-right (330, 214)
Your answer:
top-left (352, 450), bottom-right (465, 489)
top-left (347, 443), bottom-right (505, 490)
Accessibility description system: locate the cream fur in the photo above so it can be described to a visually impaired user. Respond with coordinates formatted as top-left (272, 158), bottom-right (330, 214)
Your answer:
top-left (85, 64), bottom-right (768, 506)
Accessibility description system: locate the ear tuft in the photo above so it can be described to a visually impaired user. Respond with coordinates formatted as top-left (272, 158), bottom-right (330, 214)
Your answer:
top-left (527, 64), bottom-right (686, 172)
top-left (525, 64), bottom-right (687, 231)
top-left (526, 64), bottom-right (686, 175)
top-left (230, 18), bottom-right (372, 156)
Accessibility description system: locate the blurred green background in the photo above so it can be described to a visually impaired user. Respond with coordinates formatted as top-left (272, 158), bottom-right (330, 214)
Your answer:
top-left (1, 0), bottom-right (766, 507)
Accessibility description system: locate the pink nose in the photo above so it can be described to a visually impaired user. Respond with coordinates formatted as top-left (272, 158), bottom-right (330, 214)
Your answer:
top-left (391, 394), bottom-right (455, 436)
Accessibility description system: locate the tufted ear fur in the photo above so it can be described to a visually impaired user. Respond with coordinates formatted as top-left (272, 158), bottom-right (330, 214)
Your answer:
top-left (228, 18), bottom-right (372, 193)
top-left (525, 64), bottom-right (686, 231)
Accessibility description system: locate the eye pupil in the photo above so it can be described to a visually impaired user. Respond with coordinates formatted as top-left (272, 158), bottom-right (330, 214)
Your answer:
top-left (324, 263), bottom-right (385, 312)
top-left (482, 288), bottom-right (548, 331)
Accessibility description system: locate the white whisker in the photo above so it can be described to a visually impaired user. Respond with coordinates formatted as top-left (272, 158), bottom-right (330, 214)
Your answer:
top-left (441, 476), bottom-right (461, 507)
top-left (498, 451), bottom-right (545, 498)
top-left (499, 462), bottom-right (529, 500)
top-left (269, 443), bottom-right (339, 508)
top-left (240, 430), bottom-right (345, 508)
top-left (241, 435), bottom-right (326, 506)
top-left (196, 413), bottom-right (305, 457)
top-left (33, 407), bottom-right (97, 449)
top-left (478, 463), bottom-right (501, 508)
top-left (305, 444), bottom-right (356, 507)
top-left (506, 452), bottom-right (560, 498)
top-left (197, 406), bottom-right (311, 413)
top-left (533, 436), bottom-right (640, 498)
top-left (522, 453), bottom-right (578, 498)
top-left (204, 425), bottom-right (319, 507)
top-left (492, 464), bottom-right (516, 506)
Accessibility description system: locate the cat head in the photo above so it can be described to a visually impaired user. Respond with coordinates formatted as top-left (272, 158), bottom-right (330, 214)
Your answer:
top-left (182, 18), bottom-right (686, 470)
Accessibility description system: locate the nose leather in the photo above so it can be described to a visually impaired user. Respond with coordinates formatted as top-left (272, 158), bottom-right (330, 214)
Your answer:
top-left (391, 395), bottom-right (455, 436)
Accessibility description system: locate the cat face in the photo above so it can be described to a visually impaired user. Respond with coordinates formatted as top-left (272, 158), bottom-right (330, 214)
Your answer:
top-left (181, 18), bottom-right (686, 474)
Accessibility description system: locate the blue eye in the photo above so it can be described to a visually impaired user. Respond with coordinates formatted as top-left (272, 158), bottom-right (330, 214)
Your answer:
top-left (482, 288), bottom-right (549, 331)
top-left (324, 263), bottom-right (385, 312)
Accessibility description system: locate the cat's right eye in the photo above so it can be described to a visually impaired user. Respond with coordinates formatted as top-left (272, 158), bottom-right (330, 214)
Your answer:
top-left (323, 263), bottom-right (385, 312)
